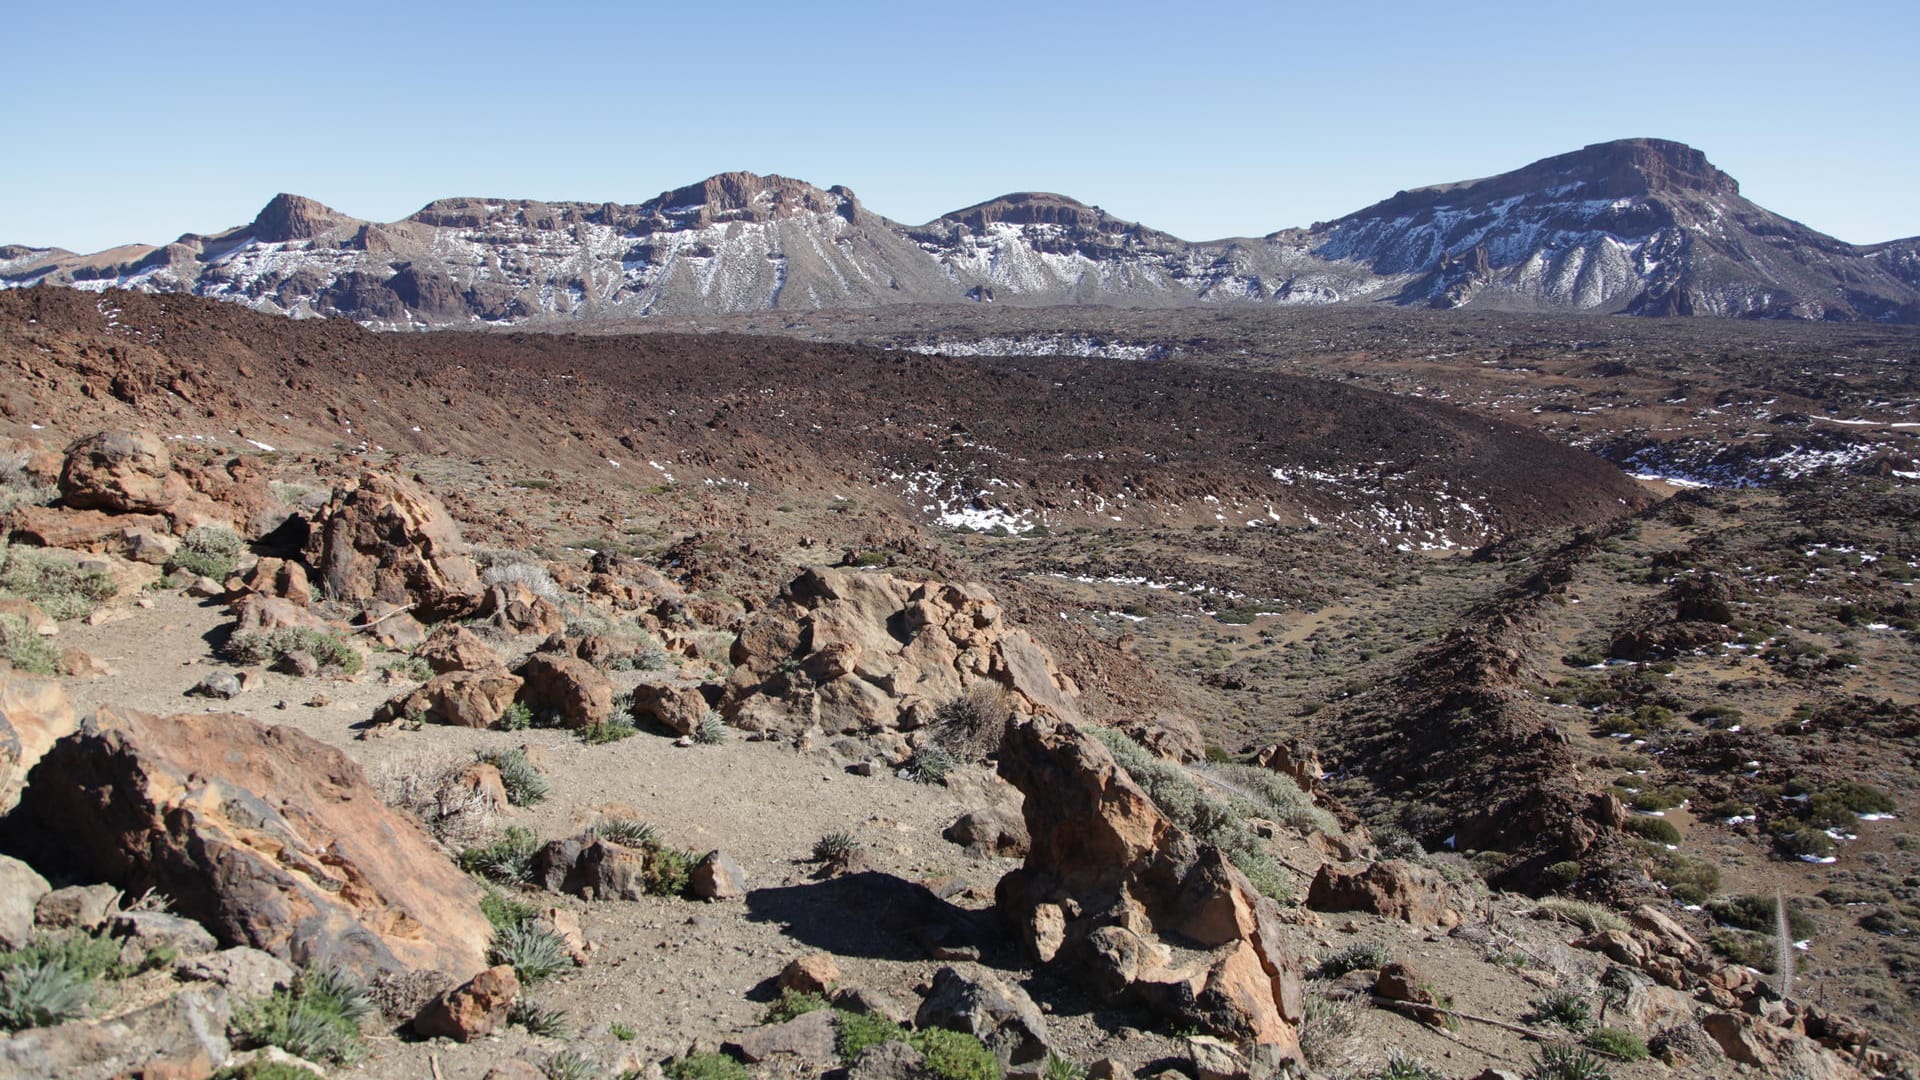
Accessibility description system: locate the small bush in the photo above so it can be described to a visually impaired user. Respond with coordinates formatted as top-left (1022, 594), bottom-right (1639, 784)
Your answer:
top-left (611, 1022), bottom-right (637, 1041)
top-left (0, 613), bottom-right (60, 675)
top-left (0, 930), bottom-right (125, 983)
top-left (1652, 851), bottom-right (1721, 905)
top-left (1584, 1027), bottom-right (1648, 1060)
top-left (1524, 1044), bottom-right (1613, 1080)
top-left (1042, 1055), bottom-right (1085, 1080)
top-left (226, 627), bottom-right (362, 674)
top-left (592, 818), bottom-right (659, 848)
top-left (1528, 990), bottom-right (1595, 1033)
top-left (1709, 929), bottom-right (1778, 972)
top-left (1317, 941), bottom-right (1391, 977)
top-left (644, 847), bottom-right (694, 897)
top-left (666, 1051), bottom-right (750, 1080)
top-left (1536, 898), bottom-right (1628, 934)
top-left (509, 998), bottom-right (570, 1037)
top-left (476, 748), bottom-right (550, 806)
top-left (834, 1009), bottom-right (907, 1063)
top-left (1622, 816), bottom-right (1682, 845)
top-left (765, 988), bottom-right (830, 1023)
top-left (232, 968), bottom-right (373, 1064)
top-left (1370, 1050), bottom-right (1446, 1080)
top-left (1710, 895), bottom-right (1815, 939)
top-left (382, 655), bottom-right (433, 682)
top-left (489, 922), bottom-right (571, 984)
top-left (544, 1051), bottom-right (595, 1080)
top-left (904, 744), bottom-right (958, 785)
top-left (580, 713), bottom-right (638, 744)
top-left (460, 826), bottom-right (543, 884)
top-left (1774, 827), bottom-right (1835, 860)
top-left (1541, 860), bottom-right (1583, 889)
top-left (909, 1027), bottom-right (1002, 1080)
top-left (1297, 993), bottom-right (1359, 1070)
top-left (813, 830), bottom-right (862, 864)
top-left (693, 712), bottom-right (728, 745)
top-left (497, 701), bottom-right (535, 730)
top-left (167, 525), bottom-right (243, 580)
top-left (479, 886), bottom-right (537, 932)
top-left (0, 548), bottom-right (116, 620)
top-left (0, 962), bottom-right (93, 1030)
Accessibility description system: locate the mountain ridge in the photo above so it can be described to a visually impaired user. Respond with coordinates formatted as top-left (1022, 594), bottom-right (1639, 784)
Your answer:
top-left (8, 138), bottom-right (1918, 325)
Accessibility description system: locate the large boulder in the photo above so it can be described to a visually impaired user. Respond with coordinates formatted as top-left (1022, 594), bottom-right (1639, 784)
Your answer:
top-left (376, 670), bottom-right (524, 728)
top-left (724, 568), bottom-right (1081, 738)
top-left (58, 431), bottom-right (190, 515)
top-left (0, 670), bottom-right (80, 814)
top-left (1305, 860), bottom-right (1462, 928)
top-left (8, 707), bottom-right (491, 981)
top-left (514, 654), bottom-right (613, 729)
top-left (994, 717), bottom-right (1304, 1054)
top-left (304, 470), bottom-right (484, 620)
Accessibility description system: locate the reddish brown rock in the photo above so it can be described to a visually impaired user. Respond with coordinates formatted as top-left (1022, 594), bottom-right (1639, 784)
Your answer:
top-left (629, 681), bottom-right (709, 736)
top-left (514, 654), bottom-right (612, 729)
top-left (1252, 741), bottom-right (1322, 793)
top-left (304, 470), bottom-right (483, 620)
top-left (480, 581), bottom-right (565, 635)
top-left (413, 964), bottom-right (519, 1042)
top-left (414, 624), bottom-right (502, 674)
top-left (58, 432), bottom-right (190, 514)
top-left (3, 505), bottom-right (170, 552)
top-left (778, 953), bottom-right (842, 995)
top-left (1306, 860), bottom-right (1461, 928)
top-left (11, 707), bottom-right (491, 981)
top-left (241, 558), bottom-right (313, 607)
top-left (376, 670), bottom-right (524, 728)
top-left (0, 669), bottom-right (80, 813)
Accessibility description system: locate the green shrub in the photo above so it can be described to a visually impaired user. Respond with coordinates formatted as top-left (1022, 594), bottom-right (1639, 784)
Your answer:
top-left (476, 748), bottom-right (550, 806)
top-left (0, 612), bottom-right (59, 675)
top-left (1535, 898), bottom-right (1628, 934)
top-left (1541, 860), bottom-right (1583, 889)
top-left (591, 818), bottom-right (658, 848)
top-left (226, 627), bottom-right (361, 674)
top-left (1202, 762), bottom-right (1339, 836)
top-left (1370, 1050), bottom-right (1446, 1080)
top-left (611, 1022), bottom-right (637, 1041)
top-left (498, 701), bottom-right (535, 730)
top-left (1317, 941), bottom-right (1391, 977)
top-left (905, 744), bottom-right (958, 785)
top-left (813, 830), bottom-right (863, 864)
top-left (693, 712), bottom-right (728, 745)
top-left (1774, 827), bottom-right (1835, 860)
top-left (460, 826), bottom-right (543, 884)
top-left (232, 968), bottom-right (373, 1064)
top-left (0, 548), bottom-right (115, 620)
top-left (579, 713), bottom-right (638, 744)
top-left (834, 1009), bottom-right (907, 1063)
top-left (479, 886), bottom-right (537, 932)
top-left (211, 1060), bottom-right (325, 1080)
top-left (1622, 816), bottom-right (1681, 845)
top-left (1709, 929), bottom-right (1778, 972)
top-left (1652, 851), bottom-right (1721, 906)
top-left (765, 988), bottom-right (830, 1023)
top-left (544, 1050), bottom-right (595, 1080)
top-left (167, 525), bottom-right (243, 580)
top-left (1584, 1027), bottom-right (1648, 1060)
top-left (488, 922), bottom-right (571, 984)
top-left (665, 1052), bottom-right (750, 1080)
top-left (1297, 993), bottom-right (1359, 1070)
top-left (644, 847), bottom-right (694, 897)
top-left (382, 655), bottom-right (433, 682)
top-left (0, 962), bottom-right (93, 1030)
top-left (909, 1027), bottom-right (1002, 1080)
top-left (1042, 1054), bottom-right (1085, 1080)
top-left (0, 930), bottom-right (125, 983)
top-left (1524, 1044), bottom-right (1613, 1080)
top-left (1709, 895), bottom-right (1815, 939)
top-left (1528, 990), bottom-right (1595, 1033)
top-left (509, 998), bottom-right (570, 1037)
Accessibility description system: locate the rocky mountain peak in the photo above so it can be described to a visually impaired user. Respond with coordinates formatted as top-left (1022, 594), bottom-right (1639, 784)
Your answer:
top-left (938, 192), bottom-right (1111, 233)
top-left (1543, 137), bottom-right (1741, 199)
top-left (247, 193), bottom-right (351, 243)
top-left (647, 171), bottom-right (855, 226)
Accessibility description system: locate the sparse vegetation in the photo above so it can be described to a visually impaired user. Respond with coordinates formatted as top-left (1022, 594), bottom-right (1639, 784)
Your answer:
top-left (226, 627), bottom-right (362, 674)
top-left (488, 921), bottom-right (571, 984)
top-left (591, 818), bottom-right (659, 848)
top-left (166, 524), bottom-right (243, 580)
top-left (1584, 1027), bottom-right (1648, 1061)
top-left (904, 744), bottom-right (958, 785)
top-left (813, 830), bottom-right (863, 864)
top-left (1316, 941), bottom-right (1391, 977)
top-left (834, 1009), bottom-right (907, 1064)
top-left (497, 702), bottom-right (535, 730)
top-left (666, 1051), bottom-right (750, 1080)
top-left (231, 967), bottom-right (374, 1065)
top-left (0, 961), bottom-right (93, 1031)
top-left (1528, 990), bottom-right (1595, 1033)
top-left (765, 988), bottom-right (830, 1023)
top-left (693, 711), bottom-right (729, 745)
top-left (0, 612), bottom-right (60, 674)
top-left (544, 1050), bottom-right (596, 1080)
top-left (0, 546), bottom-right (116, 620)
top-left (1297, 993), bottom-right (1359, 1070)
top-left (1535, 898), bottom-right (1629, 934)
top-left (381, 654), bottom-right (433, 681)
top-left (509, 998), bottom-right (570, 1037)
top-left (460, 826), bottom-right (543, 884)
top-left (477, 748), bottom-right (551, 806)
top-left (1525, 1044), bottom-right (1613, 1080)
top-left (1369, 1049), bottom-right (1446, 1080)
top-left (579, 712), bottom-right (638, 744)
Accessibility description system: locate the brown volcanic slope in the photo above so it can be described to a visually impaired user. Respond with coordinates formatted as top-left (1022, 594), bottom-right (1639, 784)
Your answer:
top-left (1, 287), bottom-right (1649, 543)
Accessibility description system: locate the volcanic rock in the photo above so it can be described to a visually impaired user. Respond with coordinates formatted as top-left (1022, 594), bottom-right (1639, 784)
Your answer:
top-left (304, 469), bottom-right (484, 619)
top-left (0, 669), bottom-right (79, 812)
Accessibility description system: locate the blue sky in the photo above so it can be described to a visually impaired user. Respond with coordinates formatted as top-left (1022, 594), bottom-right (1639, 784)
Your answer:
top-left (7, 1), bottom-right (1917, 252)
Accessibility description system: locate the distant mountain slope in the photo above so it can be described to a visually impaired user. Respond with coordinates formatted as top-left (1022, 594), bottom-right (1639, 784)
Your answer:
top-left (7, 140), bottom-right (1917, 325)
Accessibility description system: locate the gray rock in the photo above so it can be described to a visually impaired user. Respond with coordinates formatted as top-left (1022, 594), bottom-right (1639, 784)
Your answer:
top-left (0, 854), bottom-right (51, 949)
top-left (0, 986), bottom-right (230, 1078)
top-left (724, 1008), bottom-right (839, 1065)
top-left (831, 985), bottom-right (916, 1026)
top-left (848, 1039), bottom-right (926, 1080)
top-left (110, 910), bottom-right (219, 960)
top-left (33, 883), bottom-right (120, 932)
top-left (178, 946), bottom-right (297, 1000)
top-left (915, 965), bottom-right (1052, 1067)
top-left (187, 671), bottom-right (243, 699)
top-left (690, 850), bottom-right (747, 901)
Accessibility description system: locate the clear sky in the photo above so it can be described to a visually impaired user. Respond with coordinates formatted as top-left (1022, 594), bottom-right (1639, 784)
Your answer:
top-left (7, 0), bottom-right (1918, 253)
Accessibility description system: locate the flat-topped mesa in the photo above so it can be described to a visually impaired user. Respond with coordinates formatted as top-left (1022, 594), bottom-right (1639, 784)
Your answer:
top-left (247, 193), bottom-right (353, 243)
top-left (640, 171), bottom-right (859, 228)
top-left (939, 192), bottom-right (1115, 232)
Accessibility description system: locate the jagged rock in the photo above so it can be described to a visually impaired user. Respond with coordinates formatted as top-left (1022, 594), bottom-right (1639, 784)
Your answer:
top-left (1702, 1011), bottom-right (1778, 1068)
top-left (4, 505), bottom-right (165, 551)
top-left (690, 850), bottom-right (747, 901)
top-left (304, 470), bottom-right (484, 620)
top-left (944, 807), bottom-right (1030, 857)
top-left (514, 654), bottom-right (613, 729)
top-left (830, 985), bottom-right (915, 1025)
top-left (177, 946), bottom-right (298, 1001)
top-left (58, 431), bottom-right (190, 514)
top-left (1373, 961), bottom-right (1446, 1027)
top-left (1575, 929), bottom-right (1646, 966)
top-left (534, 837), bottom-right (665, 901)
top-left (186, 671), bottom-right (242, 699)
top-left (1187, 1036), bottom-right (1264, 1080)
top-left (1117, 711), bottom-right (1206, 764)
top-left (480, 581), bottom-right (566, 635)
top-left (1088, 1060), bottom-right (1134, 1080)
top-left (0, 985), bottom-right (230, 1079)
top-left (629, 682), bottom-right (709, 736)
top-left (915, 965), bottom-right (1053, 1068)
top-left (724, 568), bottom-right (1081, 738)
top-left (10, 707), bottom-right (491, 981)
top-left (414, 963), bottom-right (520, 1042)
top-left (0, 668), bottom-right (80, 812)
top-left (110, 910), bottom-right (219, 960)
top-left (1628, 903), bottom-right (1704, 959)
top-left (1251, 741), bottom-right (1322, 793)
top-left (1305, 860), bottom-right (1461, 928)
top-left (415, 624), bottom-right (502, 674)
top-left (229, 592), bottom-right (332, 636)
top-left (242, 557), bottom-right (313, 607)
top-left (994, 717), bottom-right (1303, 1052)
top-left (725, 1008), bottom-right (840, 1065)
top-left (34, 883), bottom-right (120, 932)
top-left (375, 669), bottom-right (524, 728)
top-left (779, 953), bottom-right (842, 995)
top-left (848, 1040), bottom-right (926, 1080)
top-left (0, 854), bottom-right (51, 949)
top-left (532, 908), bottom-right (592, 966)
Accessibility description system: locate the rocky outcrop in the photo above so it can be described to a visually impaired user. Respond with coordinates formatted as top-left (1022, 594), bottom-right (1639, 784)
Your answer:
top-left (514, 654), bottom-right (613, 729)
top-left (414, 964), bottom-right (519, 1042)
top-left (0, 670), bottom-right (79, 813)
top-left (304, 470), bottom-right (484, 620)
top-left (994, 716), bottom-right (1304, 1054)
top-left (8, 707), bottom-right (491, 981)
top-left (375, 669), bottom-right (524, 728)
top-left (724, 568), bottom-right (1081, 739)
top-left (1305, 860), bottom-right (1462, 928)
top-left (57, 431), bottom-right (190, 515)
